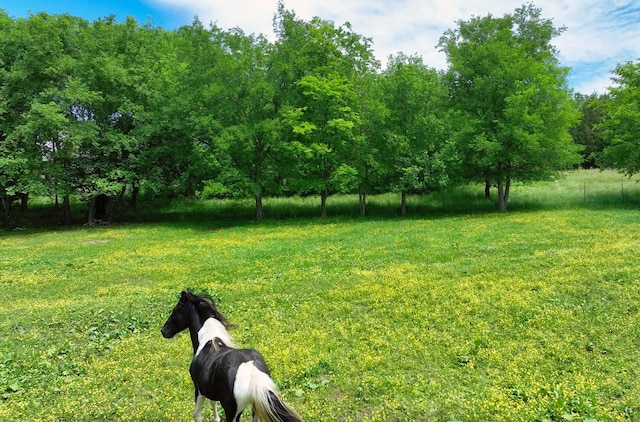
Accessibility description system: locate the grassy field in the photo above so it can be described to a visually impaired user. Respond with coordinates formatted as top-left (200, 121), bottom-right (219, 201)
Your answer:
top-left (1, 169), bottom-right (640, 421)
top-left (90, 169), bottom-right (638, 224)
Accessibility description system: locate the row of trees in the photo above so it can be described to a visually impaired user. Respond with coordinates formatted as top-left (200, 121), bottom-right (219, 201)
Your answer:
top-left (0, 3), bottom-right (635, 223)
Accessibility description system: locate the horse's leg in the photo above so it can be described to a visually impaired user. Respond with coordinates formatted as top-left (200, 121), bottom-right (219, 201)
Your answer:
top-left (193, 393), bottom-right (205, 422)
top-left (210, 400), bottom-right (220, 422)
top-left (220, 400), bottom-right (239, 422)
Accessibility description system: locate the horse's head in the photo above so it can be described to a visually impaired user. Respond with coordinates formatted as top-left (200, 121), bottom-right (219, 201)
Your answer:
top-left (161, 290), bottom-right (230, 339)
top-left (161, 290), bottom-right (192, 338)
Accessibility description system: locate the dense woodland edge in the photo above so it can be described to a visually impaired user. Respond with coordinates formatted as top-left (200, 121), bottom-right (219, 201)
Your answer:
top-left (1, 2), bottom-right (639, 228)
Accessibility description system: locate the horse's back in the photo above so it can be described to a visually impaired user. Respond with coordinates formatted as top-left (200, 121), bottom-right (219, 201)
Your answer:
top-left (222, 347), bottom-right (270, 376)
top-left (190, 342), bottom-right (271, 398)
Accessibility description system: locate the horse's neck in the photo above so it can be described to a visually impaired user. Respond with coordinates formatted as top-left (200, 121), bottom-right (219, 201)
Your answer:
top-left (193, 317), bottom-right (234, 357)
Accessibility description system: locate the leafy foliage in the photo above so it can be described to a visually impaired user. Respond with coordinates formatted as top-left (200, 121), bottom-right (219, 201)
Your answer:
top-left (0, 3), bottom-right (615, 224)
top-left (570, 93), bottom-right (608, 168)
top-left (598, 61), bottom-right (640, 176)
top-left (438, 4), bottom-right (581, 211)
top-left (381, 54), bottom-right (457, 197)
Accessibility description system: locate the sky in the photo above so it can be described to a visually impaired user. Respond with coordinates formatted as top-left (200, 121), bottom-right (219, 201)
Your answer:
top-left (2, 0), bottom-right (640, 94)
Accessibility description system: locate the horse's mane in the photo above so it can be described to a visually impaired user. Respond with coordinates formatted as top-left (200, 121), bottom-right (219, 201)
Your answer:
top-left (185, 290), bottom-right (232, 329)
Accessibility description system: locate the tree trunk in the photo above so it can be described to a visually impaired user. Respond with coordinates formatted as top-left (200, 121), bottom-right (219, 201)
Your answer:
top-left (400, 191), bottom-right (407, 216)
top-left (320, 191), bottom-right (328, 218)
top-left (18, 192), bottom-right (28, 213)
top-left (130, 181), bottom-right (139, 208)
top-left (505, 177), bottom-right (511, 207)
top-left (359, 192), bottom-right (366, 216)
top-left (1, 196), bottom-right (9, 226)
top-left (113, 186), bottom-right (127, 222)
top-left (485, 181), bottom-right (491, 199)
top-left (94, 194), bottom-right (109, 221)
top-left (255, 191), bottom-right (264, 221)
top-left (62, 195), bottom-right (72, 225)
top-left (497, 177), bottom-right (510, 212)
top-left (87, 196), bottom-right (96, 224)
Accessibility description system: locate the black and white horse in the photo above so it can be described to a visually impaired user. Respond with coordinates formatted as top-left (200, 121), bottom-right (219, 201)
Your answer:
top-left (161, 290), bottom-right (302, 422)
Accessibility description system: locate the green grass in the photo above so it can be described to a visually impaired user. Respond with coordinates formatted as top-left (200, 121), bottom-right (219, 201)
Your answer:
top-left (1, 170), bottom-right (640, 421)
top-left (116, 169), bottom-right (639, 222)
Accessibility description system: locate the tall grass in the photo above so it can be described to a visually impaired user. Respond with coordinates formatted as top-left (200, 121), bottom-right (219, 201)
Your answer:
top-left (509, 169), bottom-right (640, 210)
top-left (4, 169), bottom-right (638, 228)
top-left (124, 169), bottom-right (640, 223)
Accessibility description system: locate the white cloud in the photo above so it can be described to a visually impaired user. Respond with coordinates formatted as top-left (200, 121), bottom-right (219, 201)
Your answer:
top-left (152, 0), bottom-right (640, 93)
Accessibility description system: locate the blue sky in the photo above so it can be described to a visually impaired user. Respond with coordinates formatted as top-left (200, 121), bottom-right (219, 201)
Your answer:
top-left (0, 0), bottom-right (190, 29)
top-left (2, 0), bottom-right (639, 94)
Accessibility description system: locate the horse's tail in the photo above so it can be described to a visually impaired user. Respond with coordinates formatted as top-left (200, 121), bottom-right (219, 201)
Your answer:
top-left (242, 363), bottom-right (303, 422)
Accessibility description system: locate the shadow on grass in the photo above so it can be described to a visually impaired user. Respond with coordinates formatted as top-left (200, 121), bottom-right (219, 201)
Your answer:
top-left (3, 171), bottom-right (640, 234)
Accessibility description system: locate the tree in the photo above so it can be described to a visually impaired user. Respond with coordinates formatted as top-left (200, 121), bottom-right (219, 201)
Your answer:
top-left (571, 93), bottom-right (608, 168)
top-left (598, 60), bottom-right (640, 176)
top-left (273, 6), bottom-right (376, 217)
top-left (205, 28), bottom-right (280, 220)
top-left (381, 54), bottom-right (457, 215)
top-left (0, 12), bottom-right (166, 224)
top-left (284, 73), bottom-right (362, 217)
top-left (0, 12), bottom-right (91, 223)
top-left (0, 10), bottom-right (23, 223)
top-left (75, 16), bottom-right (162, 221)
top-left (352, 70), bottom-right (387, 216)
top-left (438, 4), bottom-right (580, 211)
top-left (135, 18), bottom-right (227, 201)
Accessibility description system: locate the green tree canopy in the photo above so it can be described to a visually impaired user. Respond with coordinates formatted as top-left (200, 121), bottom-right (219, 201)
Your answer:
top-left (273, 5), bottom-right (377, 217)
top-left (438, 4), bottom-right (580, 211)
top-left (0, 4), bottom-right (599, 224)
top-left (571, 92), bottom-right (608, 169)
top-left (0, 12), bottom-right (165, 222)
top-left (381, 54), bottom-right (457, 214)
top-left (599, 60), bottom-right (640, 176)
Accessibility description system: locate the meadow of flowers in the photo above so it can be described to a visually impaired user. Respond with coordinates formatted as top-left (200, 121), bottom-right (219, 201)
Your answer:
top-left (1, 175), bottom-right (639, 420)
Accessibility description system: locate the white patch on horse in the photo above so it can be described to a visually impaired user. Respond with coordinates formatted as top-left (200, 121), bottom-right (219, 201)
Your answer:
top-left (193, 393), bottom-right (205, 422)
top-left (233, 361), bottom-right (256, 418)
top-left (233, 361), bottom-right (278, 420)
top-left (195, 318), bottom-right (234, 357)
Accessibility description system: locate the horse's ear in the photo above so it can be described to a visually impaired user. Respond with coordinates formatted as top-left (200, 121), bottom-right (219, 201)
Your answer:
top-left (180, 291), bottom-right (188, 302)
